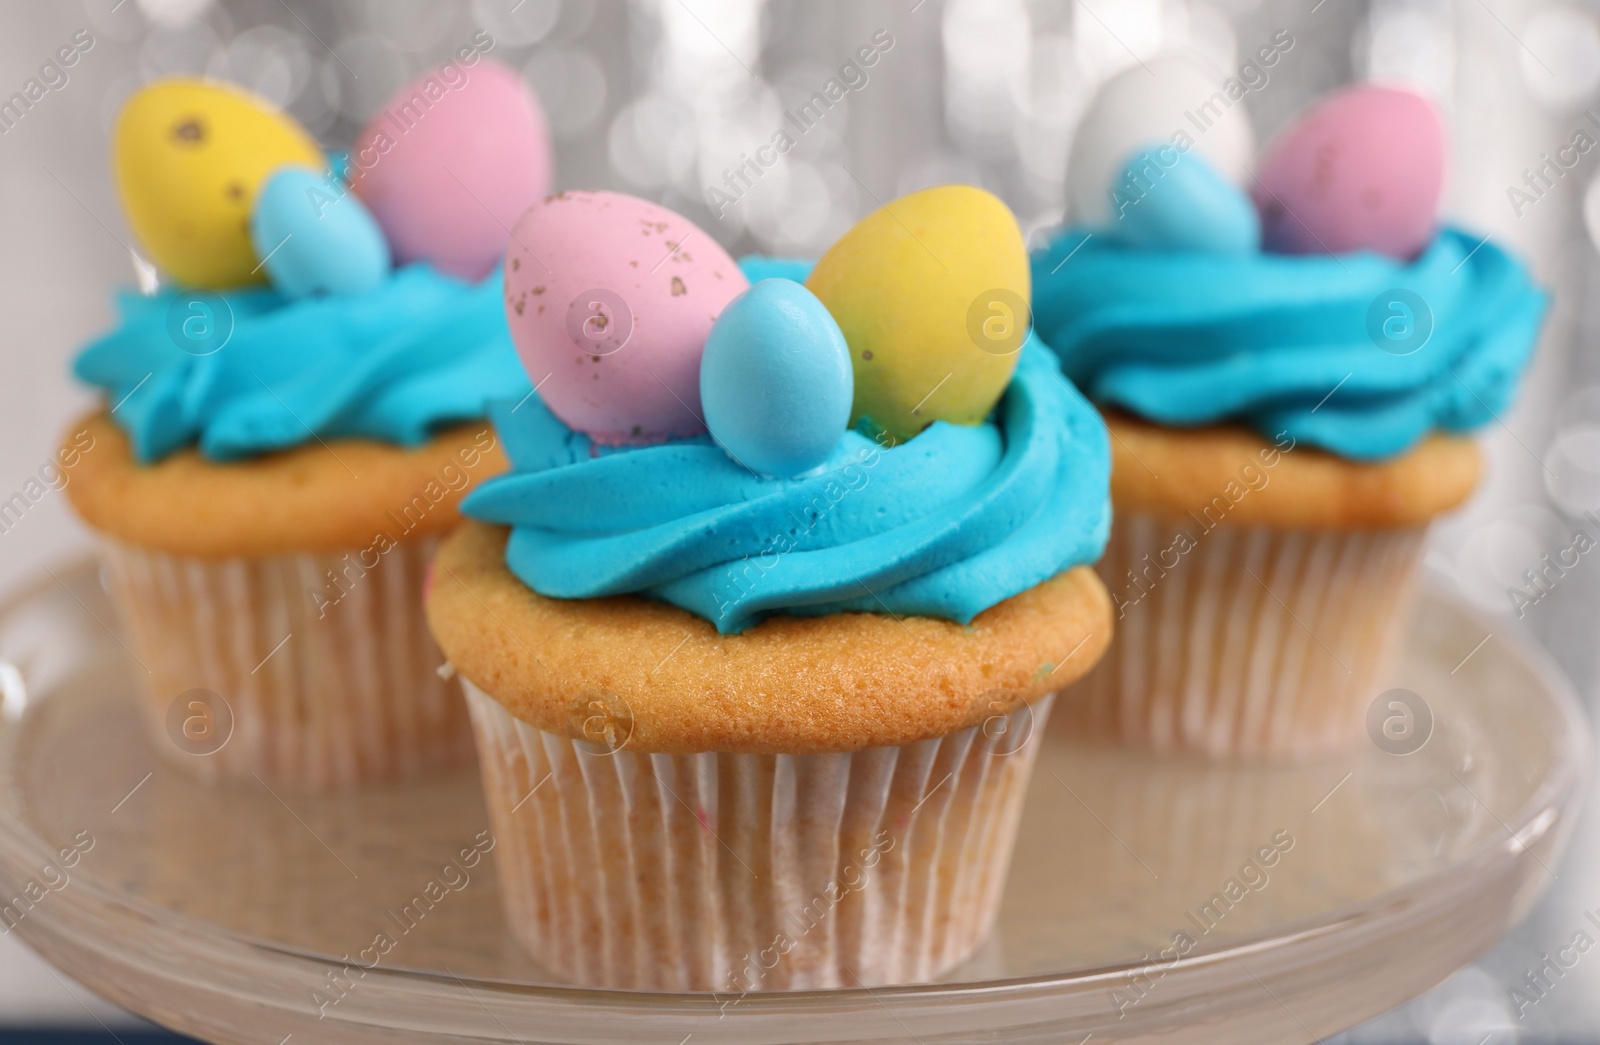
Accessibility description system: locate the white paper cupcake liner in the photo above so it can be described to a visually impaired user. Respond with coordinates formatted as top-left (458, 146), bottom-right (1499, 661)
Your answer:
top-left (100, 536), bottom-right (473, 790)
top-left (463, 679), bottom-right (1054, 991)
top-left (1059, 510), bottom-right (1426, 756)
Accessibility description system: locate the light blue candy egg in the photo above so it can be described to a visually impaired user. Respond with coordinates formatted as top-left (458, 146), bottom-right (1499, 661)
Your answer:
top-left (1105, 147), bottom-right (1260, 253)
top-left (249, 166), bottom-right (391, 299)
top-left (701, 279), bottom-right (853, 477)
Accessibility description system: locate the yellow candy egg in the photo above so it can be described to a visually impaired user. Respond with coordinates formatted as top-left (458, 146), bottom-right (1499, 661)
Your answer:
top-left (113, 78), bottom-right (324, 289)
top-left (806, 185), bottom-right (1030, 442)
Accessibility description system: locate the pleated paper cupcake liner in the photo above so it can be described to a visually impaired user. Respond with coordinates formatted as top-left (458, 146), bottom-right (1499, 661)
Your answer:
top-left (1057, 510), bottom-right (1425, 756)
top-left (100, 536), bottom-right (473, 790)
top-left (464, 680), bottom-right (1054, 991)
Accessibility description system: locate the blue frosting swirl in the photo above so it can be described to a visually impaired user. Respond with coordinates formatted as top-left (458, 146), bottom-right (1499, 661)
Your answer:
top-left (1030, 226), bottom-right (1546, 461)
top-left (734, 255), bottom-right (815, 283)
top-left (75, 265), bottom-right (530, 463)
top-left (463, 338), bottom-right (1110, 635)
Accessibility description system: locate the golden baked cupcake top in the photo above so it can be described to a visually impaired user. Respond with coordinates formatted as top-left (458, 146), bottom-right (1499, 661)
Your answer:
top-left (428, 522), bottom-right (1110, 754)
top-left (63, 413), bottom-right (504, 557)
top-left (1104, 411), bottom-right (1479, 530)
top-left (428, 184), bottom-right (1116, 751)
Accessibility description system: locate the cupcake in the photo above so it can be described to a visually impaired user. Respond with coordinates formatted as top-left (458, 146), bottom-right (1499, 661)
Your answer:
top-left (1033, 76), bottom-right (1546, 755)
top-left (426, 186), bottom-right (1114, 990)
top-left (63, 64), bottom-right (550, 789)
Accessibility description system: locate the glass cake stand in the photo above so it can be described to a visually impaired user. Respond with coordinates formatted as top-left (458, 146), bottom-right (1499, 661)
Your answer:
top-left (0, 561), bottom-right (1588, 1044)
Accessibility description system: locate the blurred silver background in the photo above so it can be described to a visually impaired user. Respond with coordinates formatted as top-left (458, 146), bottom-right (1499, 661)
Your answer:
top-left (2, 0), bottom-right (1600, 1039)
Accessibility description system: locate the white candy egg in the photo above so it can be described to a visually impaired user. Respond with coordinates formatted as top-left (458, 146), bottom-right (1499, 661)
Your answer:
top-left (1066, 52), bottom-right (1257, 227)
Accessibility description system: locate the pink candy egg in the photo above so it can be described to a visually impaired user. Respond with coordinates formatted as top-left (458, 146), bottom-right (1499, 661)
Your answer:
top-left (351, 58), bottom-right (551, 281)
top-left (505, 191), bottom-right (749, 444)
top-left (1251, 84), bottom-right (1446, 260)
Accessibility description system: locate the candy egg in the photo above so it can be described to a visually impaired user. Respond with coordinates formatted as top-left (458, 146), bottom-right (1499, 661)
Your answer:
top-left (250, 167), bottom-right (391, 299)
top-left (805, 185), bottom-right (1029, 442)
top-left (701, 279), bottom-right (853, 476)
top-left (1106, 148), bottom-right (1260, 253)
top-left (351, 59), bottom-right (551, 281)
top-left (1067, 53), bottom-right (1256, 227)
top-left (504, 190), bottom-right (748, 444)
top-left (1252, 84), bottom-right (1445, 259)
top-left (112, 78), bottom-right (324, 289)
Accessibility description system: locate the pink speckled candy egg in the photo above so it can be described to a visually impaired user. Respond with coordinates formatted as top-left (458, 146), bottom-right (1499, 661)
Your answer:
top-left (505, 191), bottom-right (749, 444)
top-left (351, 58), bottom-right (550, 280)
top-left (1252, 84), bottom-right (1446, 260)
